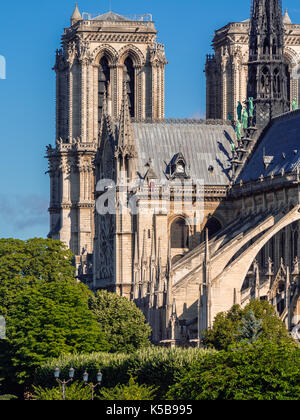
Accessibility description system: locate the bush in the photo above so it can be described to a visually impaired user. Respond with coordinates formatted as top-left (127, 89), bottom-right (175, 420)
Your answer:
top-left (100, 376), bottom-right (158, 401)
top-left (35, 347), bottom-right (214, 399)
top-left (33, 381), bottom-right (91, 400)
top-left (89, 290), bottom-right (152, 353)
top-left (166, 340), bottom-right (300, 400)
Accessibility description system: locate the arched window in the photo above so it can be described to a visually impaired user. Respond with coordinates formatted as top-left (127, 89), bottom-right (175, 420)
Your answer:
top-left (171, 218), bottom-right (189, 249)
top-left (263, 38), bottom-right (270, 55)
top-left (123, 57), bottom-right (135, 117)
top-left (98, 56), bottom-right (110, 118)
top-left (204, 217), bottom-right (222, 240)
top-left (261, 67), bottom-right (271, 94)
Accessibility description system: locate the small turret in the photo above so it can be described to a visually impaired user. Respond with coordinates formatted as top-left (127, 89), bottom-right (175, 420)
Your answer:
top-left (283, 8), bottom-right (292, 25)
top-left (71, 3), bottom-right (82, 26)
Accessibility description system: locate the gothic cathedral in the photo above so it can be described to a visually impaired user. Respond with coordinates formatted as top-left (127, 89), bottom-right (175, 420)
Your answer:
top-left (47, 2), bottom-right (300, 346)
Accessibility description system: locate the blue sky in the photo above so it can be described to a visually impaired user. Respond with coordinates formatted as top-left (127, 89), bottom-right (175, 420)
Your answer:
top-left (0, 0), bottom-right (299, 240)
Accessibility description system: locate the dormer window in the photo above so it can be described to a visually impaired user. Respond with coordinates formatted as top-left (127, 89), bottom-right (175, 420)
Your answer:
top-left (175, 160), bottom-right (185, 175)
top-left (168, 153), bottom-right (189, 179)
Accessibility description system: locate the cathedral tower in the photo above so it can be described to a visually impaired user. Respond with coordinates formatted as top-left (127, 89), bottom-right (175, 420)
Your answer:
top-left (205, 3), bottom-right (300, 121)
top-left (47, 5), bottom-right (167, 268)
top-left (247, 0), bottom-right (290, 125)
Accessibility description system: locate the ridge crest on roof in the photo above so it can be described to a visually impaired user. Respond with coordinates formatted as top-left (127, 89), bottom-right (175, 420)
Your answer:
top-left (93, 11), bottom-right (129, 22)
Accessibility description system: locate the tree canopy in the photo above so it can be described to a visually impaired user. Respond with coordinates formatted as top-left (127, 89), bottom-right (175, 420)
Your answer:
top-left (89, 290), bottom-right (151, 353)
top-left (0, 238), bottom-right (75, 317)
top-left (0, 238), bottom-right (109, 390)
top-left (202, 300), bottom-right (293, 350)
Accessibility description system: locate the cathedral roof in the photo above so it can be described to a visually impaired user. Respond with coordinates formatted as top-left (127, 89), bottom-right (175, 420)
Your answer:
top-left (93, 11), bottom-right (129, 22)
top-left (131, 120), bottom-right (235, 185)
top-left (238, 111), bottom-right (300, 182)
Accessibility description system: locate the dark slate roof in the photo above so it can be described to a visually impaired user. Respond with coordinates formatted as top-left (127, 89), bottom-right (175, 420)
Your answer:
top-left (238, 111), bottom-right (300, 182)
top-left (132, 120), bottom-right (235, 185)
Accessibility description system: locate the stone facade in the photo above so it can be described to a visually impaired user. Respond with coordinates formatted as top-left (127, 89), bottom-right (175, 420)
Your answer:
top-left (47, 8), bottom-right (167, 262)
top-left (206, 10), bottom-right (300, 120)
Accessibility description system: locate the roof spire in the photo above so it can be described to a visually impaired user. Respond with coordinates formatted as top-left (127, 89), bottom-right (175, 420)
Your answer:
top-left (71, 3), bottom-right (82, 26)
top-left (283, 8), bottom-right (292, 24)
top-left (119, 80), bottom-right (134, 148)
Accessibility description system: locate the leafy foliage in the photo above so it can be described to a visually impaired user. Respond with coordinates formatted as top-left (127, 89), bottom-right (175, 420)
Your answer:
top-left (166, 340), bottom-right (300, 400)
top-left (100, 376), bottom-right (158, 401)
top-left (0, 394), bottom-right (18, 400)
top-left (0, 238), bottom-right (75, 317)
top-left (0, 238), bottom-right (109, 391)
top-left (35, 347), bottom-right (214, 399)
top-left (89, 290), bottom-right (152, 353)
top-left (33, 381), bottom-right (91, 400)
top-left (202, 300), bottom-right (293, 350)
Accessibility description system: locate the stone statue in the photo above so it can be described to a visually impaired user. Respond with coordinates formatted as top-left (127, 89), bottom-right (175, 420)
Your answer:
top-left (242, 107), bottom-right (249, 129)
top-left (248, 97), bottom-right (255, 118)
top-left (237, 101), bottom-right (242, 121)
top-left (292, 98), bottom-right (298, 111)
top-left (235, 120), bottom-right (242, 141)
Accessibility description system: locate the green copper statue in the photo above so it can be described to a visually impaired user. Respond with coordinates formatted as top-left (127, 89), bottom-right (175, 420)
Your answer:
top-left (228, 112), bottom-right (233, 121)
top-left (248, 97), bottom-right (254, 118)
top-left (241, 107), bottom-right (249, 129)
top-left (230, 141), bottom-right (236, 153)
top-left (237, 101), bottom-right (243, 121)
top-left (235, 120), bottom-right (242, 141)
top-left (292, 98), bottom-right (298, 111)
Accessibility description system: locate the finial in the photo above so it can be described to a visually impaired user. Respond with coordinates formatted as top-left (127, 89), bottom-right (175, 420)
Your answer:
top-left (118, 79), bottom-right (135, 149)
top-left (71, 3), bottom-right (82, 26)
top-left (283, 8), bottom-right (292, 25)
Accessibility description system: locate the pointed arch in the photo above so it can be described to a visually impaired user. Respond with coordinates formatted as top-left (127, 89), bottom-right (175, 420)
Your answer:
top-left (123, 57), bottom-right (135, 118)
top-left (93, 44), bottom-right (118, 66)
top-left (117, 44), bottom-right (145, 68)
top-left (209, 206), bottom-right (300, 320)
top-left (170, 217), bottom-right (189, 249)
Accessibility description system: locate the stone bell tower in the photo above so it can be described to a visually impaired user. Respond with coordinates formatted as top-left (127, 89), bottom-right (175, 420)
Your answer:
top-left (247, 0), bottom-right (290, 125)
top-left (47, 4), bottom-right (167, 268)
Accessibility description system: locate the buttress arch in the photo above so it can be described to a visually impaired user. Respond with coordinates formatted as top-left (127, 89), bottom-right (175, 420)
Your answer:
top-left (210, 205), bottom-right (300, 320)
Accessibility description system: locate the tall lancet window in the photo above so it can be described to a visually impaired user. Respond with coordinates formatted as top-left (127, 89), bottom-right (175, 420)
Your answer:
top-left (171, 218), bottom-right (189, 249)
top-left (98, 56), bottom-right (110, 118)
top-left (123, 57), bottom-right (135, 117)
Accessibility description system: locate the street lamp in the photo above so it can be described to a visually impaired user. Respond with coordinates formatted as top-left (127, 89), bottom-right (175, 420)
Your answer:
top-left (54, 367), bottom-right (75, 400)
top-left (83, 370), bottom-right (103, 400)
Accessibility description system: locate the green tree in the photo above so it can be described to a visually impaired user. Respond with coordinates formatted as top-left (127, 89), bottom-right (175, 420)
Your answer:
top-left (1, 279), bottom-right (109, 386)
top-left (0, 238), bottom-right (75, 317)
top-left (167, 340), bottom-right (300, 400)
top-left (202, 300), bottom-right (293, 350)
top-left (237, 310), bottom-right (263, 343)
top-left (89, 290), bottom-right (151, 353)
top-left (0, 238), bottom-right (110, 392)
top-left (100, 376), bottom-right (158, 401)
